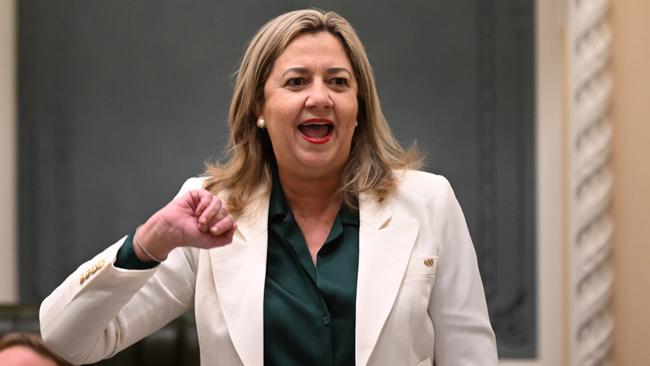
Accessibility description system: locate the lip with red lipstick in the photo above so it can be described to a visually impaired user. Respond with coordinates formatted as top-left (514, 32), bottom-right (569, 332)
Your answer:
top-left (297, 118), bottom-right (334, 144)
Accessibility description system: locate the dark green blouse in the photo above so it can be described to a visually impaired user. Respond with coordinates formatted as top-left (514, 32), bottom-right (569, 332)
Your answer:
top-left (116, 234), bottom-right (157, 270)
top-left (115, 176), bottom-right (360, 366)
top-left (264, 174), bottom-right (359, 366)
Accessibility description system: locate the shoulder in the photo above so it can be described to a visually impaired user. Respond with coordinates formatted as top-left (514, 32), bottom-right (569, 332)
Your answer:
top-left (174, 177), bottom-right (209, 198)
top-left (385, 169), bottom-right (459, 217)
top-left (393, 169), bottom-right (454, 199)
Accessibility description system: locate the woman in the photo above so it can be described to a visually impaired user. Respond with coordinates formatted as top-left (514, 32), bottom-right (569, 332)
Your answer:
top-left (40, 9), bottom-right (497, 366)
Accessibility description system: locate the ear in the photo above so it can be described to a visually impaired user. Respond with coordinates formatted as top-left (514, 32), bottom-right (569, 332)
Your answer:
top-left (253, 89), bottom-right (265, 118)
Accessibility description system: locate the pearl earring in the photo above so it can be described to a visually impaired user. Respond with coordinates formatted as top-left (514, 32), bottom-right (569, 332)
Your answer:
top-left (257, 117), bottom-right (265, 129)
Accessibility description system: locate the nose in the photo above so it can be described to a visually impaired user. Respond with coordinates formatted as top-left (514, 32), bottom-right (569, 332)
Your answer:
top-left (305, 79), bottom-right (333, 109)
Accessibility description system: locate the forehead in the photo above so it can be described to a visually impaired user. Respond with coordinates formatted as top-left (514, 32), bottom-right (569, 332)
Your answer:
top-left (0, 346), bottom-right (56, 366)
top-left (273, 31), bottom-right (352, 69)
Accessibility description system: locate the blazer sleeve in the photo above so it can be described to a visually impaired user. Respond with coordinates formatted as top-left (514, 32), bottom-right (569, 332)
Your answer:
top-left (39, 179), bottom-right (203, 365)
top-left (429, 179), bottom-right (498, 365)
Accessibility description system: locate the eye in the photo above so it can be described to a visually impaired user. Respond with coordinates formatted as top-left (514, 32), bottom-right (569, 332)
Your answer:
top-left (329, 77), bottom-right (349, 87)
top-left (285, 77), bottom-right (306, 88)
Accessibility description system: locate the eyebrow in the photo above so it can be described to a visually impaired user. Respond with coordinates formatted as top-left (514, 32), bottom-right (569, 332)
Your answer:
top-left (281, 67), bottom-right (353, 78)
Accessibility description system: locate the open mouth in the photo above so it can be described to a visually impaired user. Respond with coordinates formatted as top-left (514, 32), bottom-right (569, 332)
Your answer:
top-left (298, 120), bottom-right (334, 144)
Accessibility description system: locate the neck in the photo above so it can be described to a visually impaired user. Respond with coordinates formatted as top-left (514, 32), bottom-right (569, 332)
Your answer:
top-left (277, 169), bottom-right (343, 218)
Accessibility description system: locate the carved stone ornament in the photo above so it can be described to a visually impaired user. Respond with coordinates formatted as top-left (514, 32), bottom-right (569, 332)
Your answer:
top-left (568, 0), bottom-right (614, 364)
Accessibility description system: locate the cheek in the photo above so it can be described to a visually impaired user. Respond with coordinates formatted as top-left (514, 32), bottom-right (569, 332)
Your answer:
top-left (340, 122), bottom-right (356, 140)
top-left (265, 95), bottom-right (306, 124)
top-left (338, 94), bottom-right (358, 120)
top-left (338, 99), bottom-right (358, 136)
top-left (266, 124), bottom-right (293, 150)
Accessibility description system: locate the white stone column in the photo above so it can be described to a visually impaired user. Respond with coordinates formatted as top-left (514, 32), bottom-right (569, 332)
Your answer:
top-left (567, 0), bottom-right (614, 364)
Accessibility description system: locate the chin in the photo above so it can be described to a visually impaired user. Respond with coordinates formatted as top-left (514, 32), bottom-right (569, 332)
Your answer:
top-left (299, 160), bottom-right (333, 172)
top-left (290, 152), bottom-right (330, 169)
top-left (302, 160), bottom-right (348, 178)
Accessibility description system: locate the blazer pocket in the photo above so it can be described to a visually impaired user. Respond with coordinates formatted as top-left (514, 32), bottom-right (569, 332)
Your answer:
top-left (416, 357), bottom-right (432, 366)
top-left (403, 256), bottom-right (439, 281)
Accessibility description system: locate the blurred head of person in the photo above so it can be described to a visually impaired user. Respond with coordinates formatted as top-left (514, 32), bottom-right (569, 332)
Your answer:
top-left (0, 332), bottom-right (72, 366)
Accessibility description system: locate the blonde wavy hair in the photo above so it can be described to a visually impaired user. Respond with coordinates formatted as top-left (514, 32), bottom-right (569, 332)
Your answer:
top-left (204, 9), bottom-right (421, 215)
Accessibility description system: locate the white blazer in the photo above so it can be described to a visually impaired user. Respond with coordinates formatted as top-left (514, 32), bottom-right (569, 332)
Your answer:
top-left (40, 170), bottom-right (497, 366)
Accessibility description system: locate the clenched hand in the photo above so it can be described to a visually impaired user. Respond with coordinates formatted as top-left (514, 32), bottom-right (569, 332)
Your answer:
top-left (133, 189), bottom-right (236, 262)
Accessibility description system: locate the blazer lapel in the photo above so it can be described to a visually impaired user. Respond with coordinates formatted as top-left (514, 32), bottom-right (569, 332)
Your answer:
top-left (209, 189), bottom-right (269, 366)
top-left (355, 193), bottom-right (420, 366)
top-left (206, 188), bottom-right (419, 366)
